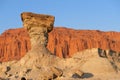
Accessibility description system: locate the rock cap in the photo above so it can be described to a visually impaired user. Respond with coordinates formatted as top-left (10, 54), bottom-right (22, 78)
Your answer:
top-left (21, 12), bottom-right (55, 32)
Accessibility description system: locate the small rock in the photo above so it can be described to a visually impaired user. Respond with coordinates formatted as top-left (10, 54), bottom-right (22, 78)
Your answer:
top-left (72, 70), bottom-right (84, 78)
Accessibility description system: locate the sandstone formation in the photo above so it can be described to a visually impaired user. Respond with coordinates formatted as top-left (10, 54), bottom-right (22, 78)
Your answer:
top-left (0, 12), bottom-right (63, 80)
top-left (70, 48), bottom-right (120, 80)
top-left (1, 47), bottom-right (120, 80)
top-left (78, 48), bottom-right (120, 74)
top-left (0, 28), bottom-right (31, 62)
top-left (0, 12), bottom-right (120, 80)
top-left (21, 12), bottom-right (54, 47)
top-left (1, 27), bottom-right (120, 61)
top-left (48, 28), bottom-right (120, 58)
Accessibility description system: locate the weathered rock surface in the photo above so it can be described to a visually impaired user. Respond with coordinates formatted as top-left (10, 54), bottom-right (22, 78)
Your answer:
top-left (1, 27), bottom-right (120, 61)
top-left (0, 12), bottom-right (63, 80)
top-left (0, 12), bottom-right (120, 80)
top-left (48, 27), bottom-right (120, 58)
top-left (1, 48), bottom-right (120, 80)
top-left (0, 12), bottom-right (120, 79)
top-left (0, 28), bottom-right (31, 62)
top-left (61, 48), bottom-right (120, 80)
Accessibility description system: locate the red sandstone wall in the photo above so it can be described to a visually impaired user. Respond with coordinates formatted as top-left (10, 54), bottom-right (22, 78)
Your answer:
top-left (1, 27), bottom-right (120, 62)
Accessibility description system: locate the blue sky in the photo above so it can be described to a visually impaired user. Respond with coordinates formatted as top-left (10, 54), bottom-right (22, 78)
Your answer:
top-left (0, 0), bottom-right (120, 33)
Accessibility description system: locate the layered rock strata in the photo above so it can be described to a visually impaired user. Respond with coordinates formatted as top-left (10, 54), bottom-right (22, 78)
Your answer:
top-left (1, 27), bottom-right (120, 62)
top-left (0, 12), bottom-right (120, 80)
top-left (21, 12), bottom-right (54, 47)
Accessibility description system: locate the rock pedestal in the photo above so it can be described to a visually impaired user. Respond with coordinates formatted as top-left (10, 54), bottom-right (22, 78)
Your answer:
top-left (21, 12), bottom-right (54, 47)
top-left (0, 12), bottom-right (63, 80)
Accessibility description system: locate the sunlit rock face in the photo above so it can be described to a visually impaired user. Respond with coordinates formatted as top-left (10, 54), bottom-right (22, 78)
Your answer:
top-left (0, 12), bottom-right (120, 80)
top-left (1, 27), bottom-right (120, 61)
top-left (21, 12), bottom-right (54, 47)
top-left (0, 12), bottom-right (63, 80)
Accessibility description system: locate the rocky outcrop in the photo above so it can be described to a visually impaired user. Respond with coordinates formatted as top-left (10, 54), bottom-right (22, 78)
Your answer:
top-left (48, 28), bottom-right (120, 58)
top-left (71, 48), bottom-right (120, 80)
top-left (1, 27), bottom-right (120, 61)
top-left (58, 48), bottom-right (120, 80)
top-left (21, 12), bottom-right (54, 47)
top-left (0, 12), bottom-right (63, 80)
top-left (0, 12), bottom-right (120, 79)
top-left (98, 48), bottom-right (120, 72)
top-left (0, 47), bottom-right (120, 80)
top-left (0, 28), bottom-right (30, 61)
top-left (0, 12), bottom-right (120, 80)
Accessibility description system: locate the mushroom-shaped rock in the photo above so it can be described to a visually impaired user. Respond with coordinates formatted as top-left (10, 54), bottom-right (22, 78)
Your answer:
top-left (21, 12), bottom-right (54, 32)
top-left (21, 12), bottom-right (55, 47)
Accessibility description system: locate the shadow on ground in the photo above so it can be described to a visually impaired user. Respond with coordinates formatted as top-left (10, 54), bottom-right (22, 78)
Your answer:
top-left (82, 73), bottom-right (94, 78)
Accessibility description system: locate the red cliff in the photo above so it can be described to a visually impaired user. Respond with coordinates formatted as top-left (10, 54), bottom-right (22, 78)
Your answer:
top-left (0, 28), bottom-right (31, 61)
top-left (1, 27), bottom-right (120, 61)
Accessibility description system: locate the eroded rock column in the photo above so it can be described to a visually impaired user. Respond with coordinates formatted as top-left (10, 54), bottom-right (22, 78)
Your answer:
top-left (20, 12), bottom-right (63, 80)
top-left (21, 12), bottom-right (55, 48)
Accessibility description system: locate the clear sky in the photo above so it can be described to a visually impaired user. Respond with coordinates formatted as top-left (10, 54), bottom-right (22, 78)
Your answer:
top-left (0, 0), bottom-right (120, 33)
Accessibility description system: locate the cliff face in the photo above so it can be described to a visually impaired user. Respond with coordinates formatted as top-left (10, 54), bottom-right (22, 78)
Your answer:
top-left (1, 27), bottom-right (120, 61)
top-left (0, 28), bottom-right (31, 61)
top-left (48, 27), bottom-right (120, 57)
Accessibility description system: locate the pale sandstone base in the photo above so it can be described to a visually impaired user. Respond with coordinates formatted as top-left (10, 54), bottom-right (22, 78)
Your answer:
top-left (0, 48), bottom-right (120, 80)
